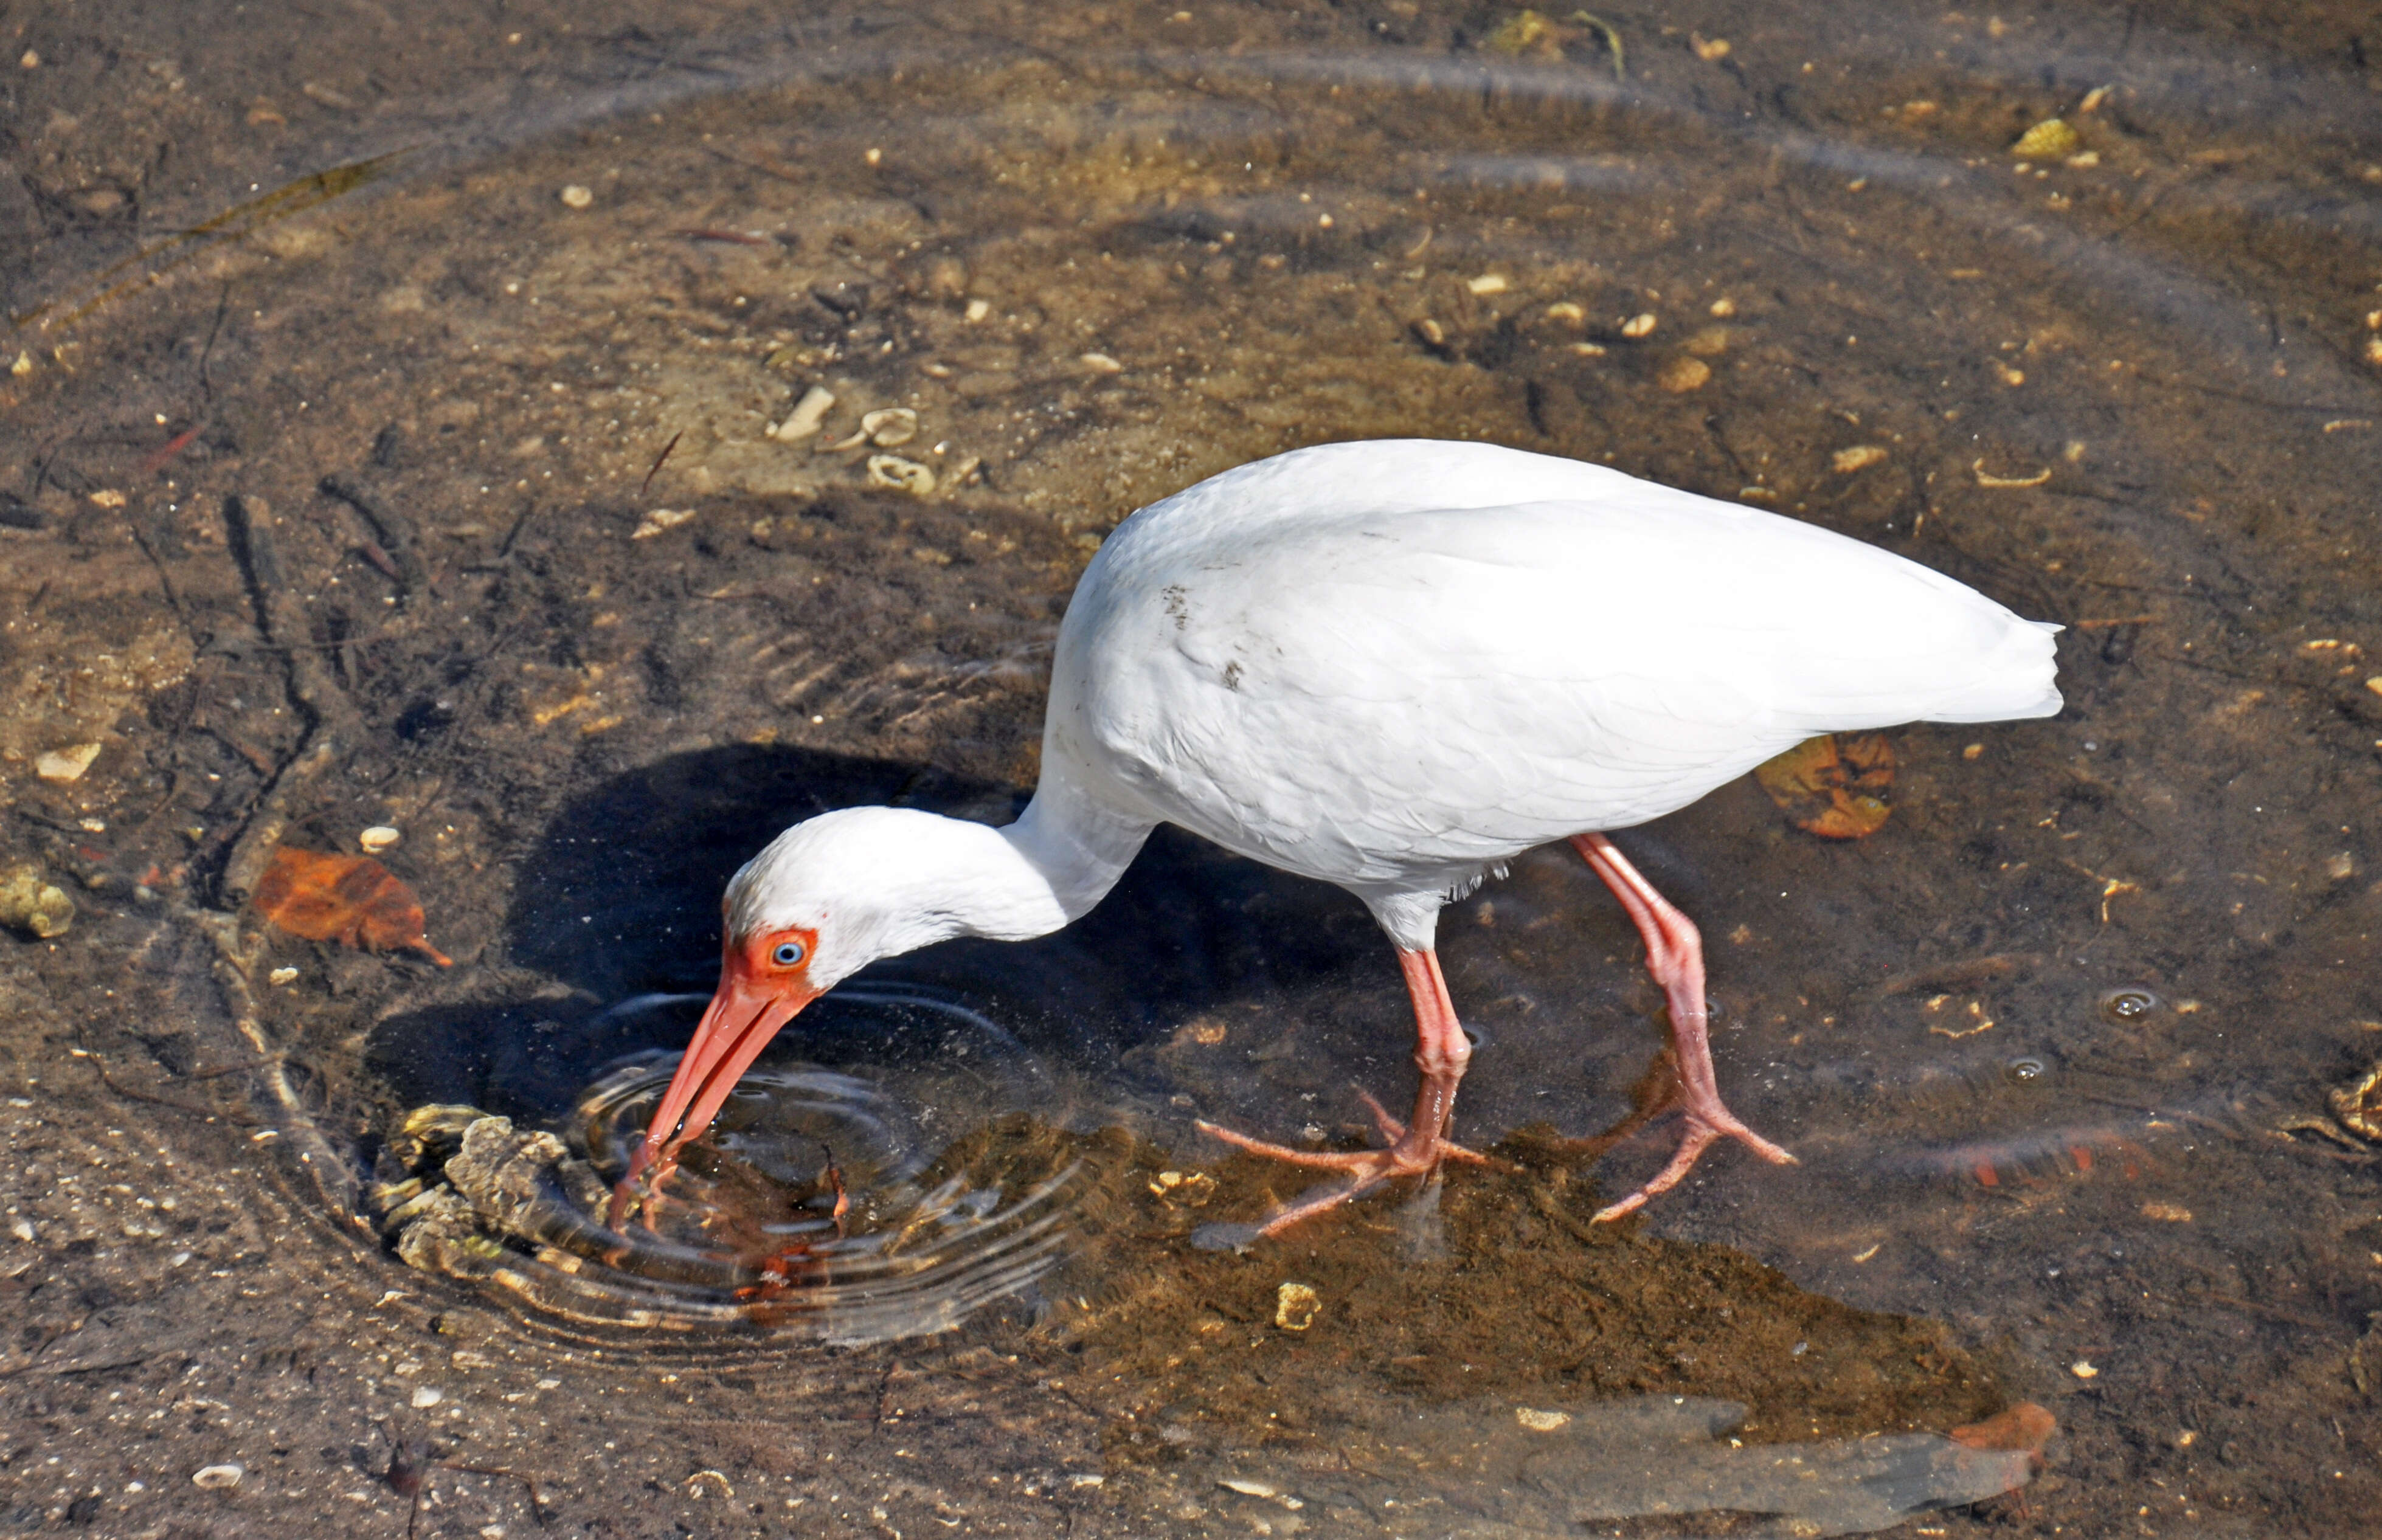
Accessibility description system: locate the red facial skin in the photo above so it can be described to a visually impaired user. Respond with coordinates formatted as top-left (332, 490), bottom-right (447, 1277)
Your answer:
top-left (607, 924), bottom-right (820, 1228)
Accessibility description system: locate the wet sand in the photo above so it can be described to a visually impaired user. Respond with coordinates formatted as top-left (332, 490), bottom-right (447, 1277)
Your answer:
top-left (4, 0), bottom-right (2381, 1533)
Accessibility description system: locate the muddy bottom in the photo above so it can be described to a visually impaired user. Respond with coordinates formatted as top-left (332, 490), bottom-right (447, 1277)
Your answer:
top-left (6, 0), bottom-right (2382, 1535)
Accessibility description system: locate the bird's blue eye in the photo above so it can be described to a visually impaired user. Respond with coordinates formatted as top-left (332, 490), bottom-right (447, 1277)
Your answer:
top-left (772, 941), bottom-right (806, 967)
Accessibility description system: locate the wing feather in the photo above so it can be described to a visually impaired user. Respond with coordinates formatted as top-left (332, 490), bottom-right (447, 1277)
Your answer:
top-left (1056, 445), bottom-right (2057, 890)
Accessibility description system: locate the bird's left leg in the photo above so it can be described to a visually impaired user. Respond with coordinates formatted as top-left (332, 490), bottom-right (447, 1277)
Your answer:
top-left (1196, 947), bottom-right (1500, 1238)
top-left (1571, 833), bottom-right (1796, 1221)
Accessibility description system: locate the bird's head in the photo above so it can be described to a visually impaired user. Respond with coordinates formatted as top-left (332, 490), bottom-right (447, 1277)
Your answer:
top-left (621, 807), bottom-right (1051, 1196)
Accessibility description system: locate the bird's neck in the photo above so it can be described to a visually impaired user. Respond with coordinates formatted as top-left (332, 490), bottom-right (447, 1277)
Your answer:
top-left (995, 757), bottom-right (1152, 930)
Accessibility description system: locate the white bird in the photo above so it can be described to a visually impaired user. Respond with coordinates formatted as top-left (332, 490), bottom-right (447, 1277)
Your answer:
top-left (614, 440), bottom-right (2060, 1236)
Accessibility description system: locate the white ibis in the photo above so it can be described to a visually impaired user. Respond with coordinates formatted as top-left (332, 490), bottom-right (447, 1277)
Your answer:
top-left (614, 440), bottom-right (2059, 1236)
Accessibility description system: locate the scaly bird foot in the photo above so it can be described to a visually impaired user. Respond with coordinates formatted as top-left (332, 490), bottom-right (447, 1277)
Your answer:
top-left (1591, 1109), bottom-right (1797, 1224)
top-left (1193, 1102), bottom-right (1508, 1240)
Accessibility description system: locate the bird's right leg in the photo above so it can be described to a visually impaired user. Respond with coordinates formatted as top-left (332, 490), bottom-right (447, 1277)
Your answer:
top-left (1571, 833), bottom-right (1796, 1221)
top-left (1196, 947), bottom-right (1500, 1237)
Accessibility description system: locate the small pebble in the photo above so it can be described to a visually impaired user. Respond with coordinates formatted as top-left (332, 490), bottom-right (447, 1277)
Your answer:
top-left (1273, 1280), bottom-right (1321, 1331)
top-left (192, 1464), bottom-right (244, 1490)
top-left (1832, 444), bottom-right (1889, 474)
top-left (268, 967), bottom-right (299, 986)
top-left (558, 184), bottom-right (594, 209)
top-left (1080, 351), bottom-right (1124, 373)
top-left (1708, 296), bottom-right (1737, 317)
top-left (33, 744), bottom-right (101, 784)
top-left (2012, 119), bottom-right (2082, 160)
top-left (2070, 1360), bottom-right (2099, 1379)
top-left (359, 826), bottom-right (401, 853)
top-left (1545, 300), bottom-right (1585, 321)
top-left (964, 298), bottom-right (991, 322)
top-left (1656, 356), bottom-right (1711, 393)
top-left (1515, 1407), bottom-right (1572, 1431)
top-left (1620, 312), bottom-right (1658, 339)
top-left (412, 1385), bottom-right (445, 1408)
top-left (1467, 274), bottom-right (1509, 295)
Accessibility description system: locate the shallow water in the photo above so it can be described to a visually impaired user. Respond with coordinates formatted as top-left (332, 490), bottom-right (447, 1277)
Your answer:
top-left (4, 1), bottom-right (2381, 1534)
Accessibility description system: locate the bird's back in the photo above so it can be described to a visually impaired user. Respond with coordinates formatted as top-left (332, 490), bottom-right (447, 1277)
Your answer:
top-left (1045, 440), bottom-right (2058, 897)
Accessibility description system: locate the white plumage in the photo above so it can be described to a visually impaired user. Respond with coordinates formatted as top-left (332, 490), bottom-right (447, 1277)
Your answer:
top-left (619, 440), bottom-right (2060, 1236)
top-left (1048, 439), bottom-right (2057, 946)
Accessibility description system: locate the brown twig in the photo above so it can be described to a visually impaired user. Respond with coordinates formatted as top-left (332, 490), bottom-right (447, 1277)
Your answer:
top-left (218, 494), bottom-right (362, 905)
top-left (79, 1052), bottom-right (263, 1127)
top-left (139, 425), bottom-right (204, 478)
top-left (639, 430), bottom-right (684, 499)
top-left (319, 475), bottom-right (430, 596)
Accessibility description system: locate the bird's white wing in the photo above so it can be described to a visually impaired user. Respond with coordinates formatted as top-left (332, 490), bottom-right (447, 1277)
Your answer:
top-left (1060, 482), bottom-right (2055, 890)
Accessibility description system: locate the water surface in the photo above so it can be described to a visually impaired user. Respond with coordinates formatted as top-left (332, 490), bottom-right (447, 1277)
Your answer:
top-left (2, 1), bottom-right (2380, 1534)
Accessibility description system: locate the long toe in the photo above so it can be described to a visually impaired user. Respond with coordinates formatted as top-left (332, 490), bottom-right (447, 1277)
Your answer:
top-left (1195, 1119), bottom-right (1417, 1175)
top-left (1727, 1120), bottom-right (1798, 1167)
top-left (1590, 1111), bottom-right (1795, 1223)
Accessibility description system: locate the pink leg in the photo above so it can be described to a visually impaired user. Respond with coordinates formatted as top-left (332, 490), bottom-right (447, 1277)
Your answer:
top-left (1197, 948), bottom-right (1501, 1238)
top-left (1571, 833), bottom-right (1796, 1221)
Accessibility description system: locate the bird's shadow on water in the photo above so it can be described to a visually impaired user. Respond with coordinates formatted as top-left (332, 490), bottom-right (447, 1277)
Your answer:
top-left (364, 743), bottom-right (1387, 1124)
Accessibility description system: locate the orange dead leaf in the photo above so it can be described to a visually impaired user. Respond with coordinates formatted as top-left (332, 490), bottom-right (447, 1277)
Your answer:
top-left (1754, 733), bottom-right (1896, 838)
top-left (1949, 1401), bottom-right (2058, 1469)
top-left (252, 847), bottom-right (451, 965)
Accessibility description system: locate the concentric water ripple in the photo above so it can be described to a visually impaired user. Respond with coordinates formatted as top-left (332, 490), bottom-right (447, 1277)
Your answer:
top-left (377, 985), bottom-right (1120, 1344)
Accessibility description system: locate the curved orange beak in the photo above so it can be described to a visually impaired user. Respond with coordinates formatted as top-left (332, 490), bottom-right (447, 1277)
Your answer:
top-left (612, 937), bottom-right (819, 1220)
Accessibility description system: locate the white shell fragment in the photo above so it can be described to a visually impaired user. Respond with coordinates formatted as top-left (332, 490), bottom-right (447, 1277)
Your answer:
top-left (772, 385), bottom-right (836, 443)
top-left (632, 508), bottom-right (698, 539)
top-left (359, 826), bottom-right (401, 853)
top-left (1273, 1280), bottom-right (1321, 1331)
top-left (1515, 1407), bottom-right (1574, 1432)
top-left (411, 1384), bottom-right (445, 1408)
top-left (867, 455), bottom-right (938, 495)
top-left (1467, 273), bottom-right (1510, 295)
top-left (34, 742), bottom-right (102, 782)
top-left (268, 967), bottom-right (299, 986)
top-left (1832, 444), bottom-right (1889, 474)
top-left (1620, 312), bottom-right (1658, 339)
top-left (859, 407), bottom-right (919, 446)
top-left (192, 1464), bottom-right (244, 1490)
top-left (558, 184), bottom-right (595, 209)
top-left (1079, 351), bottom-right (1124, 373)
